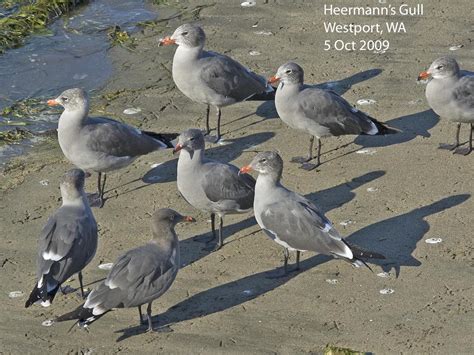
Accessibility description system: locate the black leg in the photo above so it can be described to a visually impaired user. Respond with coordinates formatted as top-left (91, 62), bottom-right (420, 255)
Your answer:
top-left (283, 248), bottom-right (289, 274)
top-left (315, 138), bottom-right (322, 166)
top-left (439, 122), bottom-right (461, 151)
top-left (78, 272), bottom-right (85, 299)
top-left (455, 123), bottom-right (461, 148)
top-left (138, 305), bottom-right (144, 325)
top-left (217, 215), bottom-right (224, 250)
top-left (97, 172), bottom-right (102, 196)
top-left (146, 302), bottom-right (154, 332)
top-left (205, 105), bottom-right (211, 135)
top-left (216, 107), bottom-right (222, 142)
top-left (296, 251), bottom-right (301, 270)
top-left (291, 136), bottom-right (314, 164)
top-left (298, 137), bottom-right (321, 171)
top-left (454, 123), bottom-right (473, 155)
top-left (98, 173), bottom-right (107, 207)
top-left (211, 213), bottom-right (216, 240)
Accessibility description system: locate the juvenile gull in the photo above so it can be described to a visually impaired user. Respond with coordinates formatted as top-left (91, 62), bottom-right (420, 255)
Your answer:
top-left (56, 208), bottom-right (195, 332)
top-left (174, 129), bottom-right (255, 251)
top-left (418, 56), bottom-right (474, 155)
top-left (159, 23), bottom-right (274, 142)
top-left (269, 62), bottom-right (396, 170)
top-left (240, 151), bottom-right (385, 274)
top-left (48, 88), bottom-right (177, 206)
top-left (25, 169), bottom-right (97, 308)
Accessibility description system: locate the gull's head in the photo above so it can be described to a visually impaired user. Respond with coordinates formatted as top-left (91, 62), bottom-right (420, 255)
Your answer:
top-left (269, 62), bottom-right (304, 86)
top-left (60, 168), bottom-right (86, 201)
top-left (173, 128), bottom-right (205, 154)
top-left (161, 23), bottom-right (206, 49)
top-left (152, 208), bottom-right (195, 230)
top-left (240, 151), bottom-right (283, 178)
top-left (48, 88), bottom-right (88, 112)
top-left (419, 56), bottom-right (460, 80)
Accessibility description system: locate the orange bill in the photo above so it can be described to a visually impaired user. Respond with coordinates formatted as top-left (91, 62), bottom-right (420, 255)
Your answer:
top-left (267, 75), bottom-right (280, 84)
top-left (173, 143), bottom-right (183, 154)
top-left (159, 36), bottom-right (176, 46)
top-left (239, 165), bottom-right (252, 174)
top-left (417, 70), bottom-right (430, 81)
top-left (47, 99), bottom-right (59, 106)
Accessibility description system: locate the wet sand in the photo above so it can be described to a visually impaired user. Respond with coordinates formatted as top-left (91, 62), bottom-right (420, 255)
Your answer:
top-left (1, 0), bottom-right (473, 353)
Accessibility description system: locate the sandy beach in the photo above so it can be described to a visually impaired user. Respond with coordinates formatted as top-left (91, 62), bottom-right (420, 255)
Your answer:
top-left (1, 0), bottom-right (473, 353)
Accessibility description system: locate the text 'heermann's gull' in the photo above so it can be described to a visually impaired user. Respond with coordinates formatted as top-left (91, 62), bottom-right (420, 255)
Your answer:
top-left (25, 169), bottom-right (98, 308)
top-left (174, 129), bottom-right (255, 251)
top-left (269, 62), bottom-right (397, 170)
top-left (56, 208), bottom-right (195, 332)
top-left (240, 151), bottom-right (385, 275)
top-left (48, 88), bottom-right (178, 207)
top-left (418, 56), bottom-right (474, 155)
top-left (159, 23), bottom-right (274, 142)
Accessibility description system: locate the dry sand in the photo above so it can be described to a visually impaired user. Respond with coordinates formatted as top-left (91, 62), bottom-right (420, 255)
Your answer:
top-left (1, 0), bottom-right (473, 353)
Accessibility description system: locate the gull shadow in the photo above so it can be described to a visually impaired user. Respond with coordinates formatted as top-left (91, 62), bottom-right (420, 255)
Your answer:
top-left (354, 109), bottom-right (439, 148)
top-left (114, 253), bottom-right (332, 342)
top-left (180, 170), bottom-right (386, 267)
top-left (141, 131), bottom-right (275, 185)
top-left (179, 215), bottom-right (258, 268)
top-left (305, 170), bottom-right (386, 214)
top-left (254, 68), bottom-right (383, 120)
top-left (344, 194), bottom-right (470, 276)
top-left (316, 68), bottom-right (383, 96)
top-left (114, 194), bottom-right (469, 341)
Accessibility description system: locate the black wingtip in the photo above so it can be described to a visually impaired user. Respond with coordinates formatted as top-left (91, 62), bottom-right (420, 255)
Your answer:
top-left (143, 131), bottom-right (179, 148)
top-left (246, 89), bottom-right (276, 101)
top-left (25, 283), bottom-right (59, 308)
top-left (345, 241), bottom-right (386, 260)
top-left (370, 117), bottom-right (399, 135)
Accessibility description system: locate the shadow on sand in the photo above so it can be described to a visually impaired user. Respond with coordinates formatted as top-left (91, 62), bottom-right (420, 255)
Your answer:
top-left (114, 193), bottom-right (468, 341)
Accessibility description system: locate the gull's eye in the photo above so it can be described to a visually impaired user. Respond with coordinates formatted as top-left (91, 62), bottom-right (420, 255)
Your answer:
top-left (285, 69), bottom-right (292, 74)
top-left (181, 31), bottom-right (189, 36)
top-left (61, 96), bottom-right (68, 102)
top-left (260, 158), bottom-right (267, 163)
top-left (189, 137), bottom-right (195, 141)
top-left (436, 65), bottom-right (444, 70)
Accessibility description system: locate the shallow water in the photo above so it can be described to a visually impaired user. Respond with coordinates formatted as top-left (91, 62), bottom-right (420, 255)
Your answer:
top-left (0, 0), bottom-right (157, 167)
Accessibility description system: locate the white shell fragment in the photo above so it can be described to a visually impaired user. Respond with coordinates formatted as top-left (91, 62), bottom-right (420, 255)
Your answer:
top-left (379, 288), bottom-right (394, 295)
top-left (339, 220), bottom-right (354, 226)
top-left (217, 139), bottom-right (231, 146)
top-left (376, 272), bottom-right (390, 278)
top-left (425, 238), bottom-right (443, 244)
top-left (356, 148), bottom-right (377, 155)
top-left (98, 263), bottom-right (114, 270)
top-left (449, 44), bottom-right (463, 51)
top-left (123, 107), bottom-right (142, 115)
top-left (254, 31), bottom-right (273, 36)
top-left (248, 50), bottom-right (261, 56)
top-left (356, 99), bottom-right (376, 105)
top-left (325, 279), bottom-right (338, 285)
top-left (8, 291), bottom-right (24, 299)
top-left (150, 162), bottom-right (163, 168)
top-left (366, 187), bottom-right (379, 193)
top-left (242, 289), bottom-right (253, 295)
top-left (42, 319), bottom-right (54, 327)
top-left (39, 179), bottom-right (49, 186)
top-left (241, 0), bottom-right (256, 7)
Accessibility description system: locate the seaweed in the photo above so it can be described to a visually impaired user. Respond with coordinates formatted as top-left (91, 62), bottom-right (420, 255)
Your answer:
top-left (0, 0), bottom-right (87, 53)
